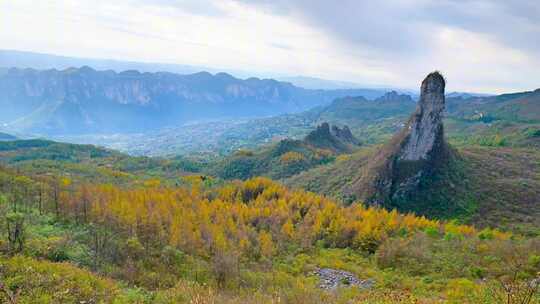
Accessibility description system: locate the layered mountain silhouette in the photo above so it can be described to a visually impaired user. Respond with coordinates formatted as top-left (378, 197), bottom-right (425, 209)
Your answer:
top-left (309, 91), bottom-right (415, 123)
top-left (0, 66), bottom-right (390, 135)
top-left (0, 132), bottom-right (17, 141)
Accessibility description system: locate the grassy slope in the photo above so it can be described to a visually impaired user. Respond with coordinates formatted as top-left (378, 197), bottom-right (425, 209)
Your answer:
top-left (208, 124), bottom-right (360, 181)
top-left (285, 144), bottom-right (540, 232)
top-left (285, 146), bottom-right (376, 203)
top-left (462, 146), bottom-right (540, 233)
top-left (0, 139), bottom-right (203, 183)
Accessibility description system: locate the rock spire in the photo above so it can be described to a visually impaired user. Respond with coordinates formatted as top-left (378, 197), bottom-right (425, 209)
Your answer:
top-left (351, 71), bottom-right (450, 206)
top-left (399, 71), bottom-right (446, 161)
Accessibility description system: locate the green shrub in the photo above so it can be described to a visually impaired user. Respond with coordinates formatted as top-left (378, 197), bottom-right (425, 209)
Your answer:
top-left (0, 256), bottom-right (119, 303)
top-left (424, 226), bottom-right (440, 238)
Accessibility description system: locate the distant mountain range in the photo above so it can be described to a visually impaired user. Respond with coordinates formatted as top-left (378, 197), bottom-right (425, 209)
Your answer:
top-left (68, 88), bottom-right (538, 157)
top-left (1, 49), bottom-right (393, 92)
top-left (0, 49), bottom-right (487, 96)
top-left (0, 66), bottom-right (396, 135)
top-left (0, 132), bottom-right (16, 141)
top-left (0, 49), bottom-right (219, 76)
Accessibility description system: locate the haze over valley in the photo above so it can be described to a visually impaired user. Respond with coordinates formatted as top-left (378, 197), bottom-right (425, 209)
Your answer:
top-left (0, 1), bottom-right (539, 303)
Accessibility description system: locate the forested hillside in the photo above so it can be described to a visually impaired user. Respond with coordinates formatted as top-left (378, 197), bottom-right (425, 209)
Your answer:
top-left (0, 139), bottom-right (203, 182)
top-left (209, 122), bottom-right (360, 180)
top-left (0, 161), bottom-right (537, 303)
top-left (285, 75), bottom-right (540, 234)
top-left (0, 85), bottom-right (538, 302)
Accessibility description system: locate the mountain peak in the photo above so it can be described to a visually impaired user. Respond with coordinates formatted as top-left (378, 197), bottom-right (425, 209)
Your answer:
top-left (375, 91), bottom-right (414, 103)
top-left (304, 122), bottom-right (360, 153)
top-left (399, 71), bottom-right (446, 161)
top-left (422, 71), bottom-right (445, 94)
top-left (79, 66), bottom-right (96, 73)
top-left (352, 71), bottom-right (450, 206)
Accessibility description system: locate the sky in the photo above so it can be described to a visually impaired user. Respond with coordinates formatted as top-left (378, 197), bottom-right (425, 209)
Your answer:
top-left (1, 0), bottom-right (539, 93)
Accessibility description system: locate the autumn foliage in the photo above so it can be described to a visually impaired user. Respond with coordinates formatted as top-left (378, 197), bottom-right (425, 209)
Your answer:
top-left (57, 177), bottom-right (499, 260)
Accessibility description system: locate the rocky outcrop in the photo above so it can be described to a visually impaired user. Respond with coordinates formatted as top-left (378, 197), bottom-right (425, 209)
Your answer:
top-left (331, 125), bottom-right (360, 145)
top-left (352, 72), bottom-right (450, 206)
top-left (313, 268), bottom-right (374, 290)
top-left (375, 91), bottom-right (414, 104)
top-left (399, 72), bottom-right (446, 161)
top-left (304, 122), bottom-right (360, 153)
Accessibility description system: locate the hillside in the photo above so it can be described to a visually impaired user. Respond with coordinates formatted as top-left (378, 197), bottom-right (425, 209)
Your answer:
top-left (209, 123), bottom-right (360, 180)
top-left (0, 115), bottom-right (537, 303)
top-left (59, 90), bottom-right (413, 156)
top-left (285, 74), bottom-right (540, 233)
top-left (309, 88), bottom-right (540, 149)
top-left (0, 67), bottom-right (389, 135)
top-left (67, 87), bottom-right (540, 157)
top-left (0, 139), bottom-right (202, 182)
top-left (286, 145), bottom-right (540, 231)
top-left (0, 162), bottom-right (536, 303)
top-left (445, 89), bottom-right (540, 148)
top-left (447, 89), bottom-right (540, 123)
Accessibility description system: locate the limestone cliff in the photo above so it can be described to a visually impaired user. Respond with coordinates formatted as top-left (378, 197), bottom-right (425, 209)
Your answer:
top-left (0, 67), bottom-right (373, 135)
top-left (352, 71), bottom-right (450, 206)
top-left (399, 72), bottom-right (446, 161)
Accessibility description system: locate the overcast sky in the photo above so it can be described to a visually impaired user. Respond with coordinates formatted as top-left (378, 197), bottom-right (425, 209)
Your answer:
top-left (1, 0), bottom-right (539, 93)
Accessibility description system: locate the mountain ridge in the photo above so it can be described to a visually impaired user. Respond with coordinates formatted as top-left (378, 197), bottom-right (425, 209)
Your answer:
top-left (0, 66), bottom-right (393, 135)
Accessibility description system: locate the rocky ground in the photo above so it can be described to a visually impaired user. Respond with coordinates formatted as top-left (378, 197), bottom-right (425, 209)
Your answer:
top-left (313, 268), bottom-right (375, 290)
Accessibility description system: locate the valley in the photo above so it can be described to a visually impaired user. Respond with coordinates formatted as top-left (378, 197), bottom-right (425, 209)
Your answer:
top-left (0, 67), bottom-right (538, 303)
top-left (3, 1), bottom-right (540, 302)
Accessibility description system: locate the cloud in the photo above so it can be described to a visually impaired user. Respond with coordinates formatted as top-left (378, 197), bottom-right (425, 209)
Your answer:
top-left (1, 0), bottom-right (538, 93)
top-left (131, 0), bottom-right (229, 17)
top-left (269, 43), bottom-right (293, 51)
top-left (236, 0), bottom-right (540, 57)
top-left (233, 0), bottom-right (540, 92)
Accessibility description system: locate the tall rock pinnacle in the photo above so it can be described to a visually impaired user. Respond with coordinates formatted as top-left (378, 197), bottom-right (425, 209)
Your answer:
top-left (399, 71), bottom-right (446, 161)
top-left (351, 71), bottom-right (449, 207)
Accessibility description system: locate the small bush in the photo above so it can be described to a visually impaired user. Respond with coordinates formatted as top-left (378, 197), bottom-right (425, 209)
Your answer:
top-left (375, 233), bottom-right (432, 275)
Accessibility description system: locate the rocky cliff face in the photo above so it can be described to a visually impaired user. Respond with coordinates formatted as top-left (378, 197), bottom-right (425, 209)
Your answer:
top-left (352, 72), bottom-right (450, 206)
top-left (304, 122), bottom-right (360, 153)
top-left (399, 72), bottom-right (446, 161)
top-left (0, 67), bottom-right (373, 135)
top-left (331, 125), bottom-right (360, 145)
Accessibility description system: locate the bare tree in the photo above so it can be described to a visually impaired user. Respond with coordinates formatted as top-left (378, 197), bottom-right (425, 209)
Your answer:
top-left (486, 240), bottom-right (540, 304)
